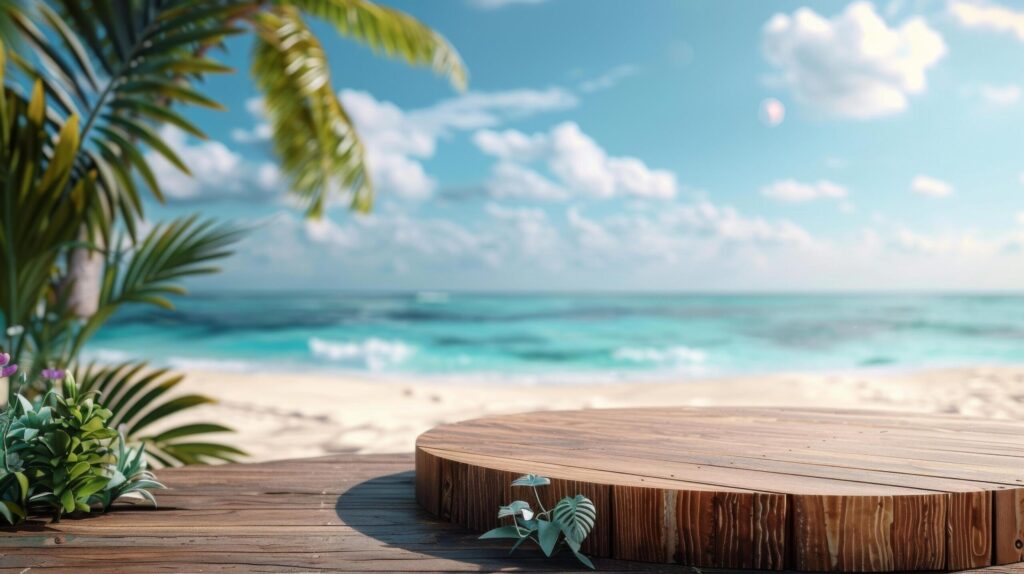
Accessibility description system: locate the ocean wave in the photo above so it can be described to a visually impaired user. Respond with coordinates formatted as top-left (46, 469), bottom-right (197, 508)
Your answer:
top-left (166, 357), bottom-right (258, 373)
top-left (83, 348), bottom-right (135, 364)
top-left (612, 345), bottom-right (707, 365)
top-left (309, 337), bottom-right (415, 371)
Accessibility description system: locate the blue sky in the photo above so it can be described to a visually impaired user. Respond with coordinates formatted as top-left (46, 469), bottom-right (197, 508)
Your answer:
top-left (149, 0), bottom-right (1024, 291)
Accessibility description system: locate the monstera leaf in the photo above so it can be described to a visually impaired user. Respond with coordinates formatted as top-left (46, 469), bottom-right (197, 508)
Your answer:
top-left (511, 474), bottom-right (551, 487)
top-left (552, 494), bottom-right (597, 550)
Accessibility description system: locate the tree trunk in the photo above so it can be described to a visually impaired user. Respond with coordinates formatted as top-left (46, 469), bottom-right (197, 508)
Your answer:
top-left (64, 244), bottom-right (102, 318)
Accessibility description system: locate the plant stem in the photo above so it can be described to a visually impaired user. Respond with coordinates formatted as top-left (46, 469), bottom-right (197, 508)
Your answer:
top-left (531, 485), bottom-right (548, 515)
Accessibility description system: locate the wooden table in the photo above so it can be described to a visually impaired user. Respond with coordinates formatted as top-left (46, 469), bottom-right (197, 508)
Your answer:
top-left (416, 407), bottom-right (1024, 572)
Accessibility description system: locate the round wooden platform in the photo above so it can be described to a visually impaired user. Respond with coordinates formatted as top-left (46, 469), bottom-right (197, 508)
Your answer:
top-left (415, 407), bottom-right (1024, 572)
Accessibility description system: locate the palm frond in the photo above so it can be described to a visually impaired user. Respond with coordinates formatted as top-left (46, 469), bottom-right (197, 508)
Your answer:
top-left (251, 7), bottom-right (372, 216)
top-left (63, 216), bottom-right (242, 360)
top-left (281, 0), bottom-right (466, 90)
top-left (0, 72), bottom-right (89, 332)
top-left (10, 0), bottom-right (246, 239)
top-left (74, 362), bottom-right (243, 466)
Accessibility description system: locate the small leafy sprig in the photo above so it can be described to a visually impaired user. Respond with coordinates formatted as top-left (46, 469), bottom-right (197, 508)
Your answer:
top-left (480, 474), bottom-right (597, 569)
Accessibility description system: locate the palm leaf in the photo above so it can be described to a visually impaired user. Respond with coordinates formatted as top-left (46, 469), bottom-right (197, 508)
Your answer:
top-left (281, 0), bottom-right (466, 90)
top-left (11, 0), bottom-right (243, 240)
top-left (251, 7), bottom-right (371, 217)
top-left (74, 362), bottom-right (243, 466)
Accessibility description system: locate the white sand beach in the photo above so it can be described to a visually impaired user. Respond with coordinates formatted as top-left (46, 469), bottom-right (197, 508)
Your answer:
top-left (170, 366), bottom-right (1024, 462)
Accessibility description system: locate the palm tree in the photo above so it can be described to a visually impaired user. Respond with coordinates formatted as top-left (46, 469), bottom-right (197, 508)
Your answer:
top-left (0, 0), bottom-right (465, 464)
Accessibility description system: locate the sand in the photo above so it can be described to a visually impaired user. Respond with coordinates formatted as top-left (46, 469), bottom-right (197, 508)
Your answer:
top-left (167, 366), bottom-right (1024, 462)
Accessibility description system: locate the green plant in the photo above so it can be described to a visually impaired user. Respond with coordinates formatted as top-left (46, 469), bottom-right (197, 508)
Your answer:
top-left (0, 370), bottom-right (164, 524)
top-left (73, 362), bottom-right (245, 465)
top-left (480, 474), bottom-right (597, 570)
top-left (0, 0), bottom-right (466, 466)
top-left (94, 430), bottom-right (165, 512)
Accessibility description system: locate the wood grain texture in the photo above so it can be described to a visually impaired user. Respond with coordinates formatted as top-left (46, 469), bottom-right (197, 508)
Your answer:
top-left (947, 490), bottom-right (992, 570)
top-left (416, 406), bottom-right (1024, 572)
top-left (996, 489), bottom-right (1024, 564)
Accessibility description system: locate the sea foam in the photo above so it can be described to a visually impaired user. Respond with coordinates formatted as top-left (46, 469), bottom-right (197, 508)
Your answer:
top-left (309, 337), bottom-right (415, 371)
top-left (612, 345), bottom-right (707, 365)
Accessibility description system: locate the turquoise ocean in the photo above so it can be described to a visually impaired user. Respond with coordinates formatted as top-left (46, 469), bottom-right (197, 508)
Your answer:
top-left (85, 293), bottom-right (1024, 383)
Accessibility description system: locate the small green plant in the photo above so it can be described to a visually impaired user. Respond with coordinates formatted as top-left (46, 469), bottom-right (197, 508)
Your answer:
top-left (0, 368), bottom-right (164, 524)
top-left (480, 474), bottom-right (597, 570)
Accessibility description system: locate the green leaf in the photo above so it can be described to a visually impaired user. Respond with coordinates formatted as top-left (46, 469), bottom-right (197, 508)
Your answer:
top-left (14, 472), bottom-right (28, 498)
top-left (536, 519), bottom-right (560, 558)
top-left (60, 489), bottom-right (75, 513)
top-left (572, 549), bottom-right (596, 570)
top-left (251, 8), bottom-right (373, 216)
top-left (511, 474), bottom-right (550, 487)
top-left (43, 430), bottom-right (71, 457)
top-left (479, 525), bottom-right (526, 540)
top-left (75, 476), bottom-right (110, 499)
top-left (497, 500), bottom-right (531, 519)
top-left (552, 495), bottom-right (597, 548)
top-left (68, 461), bottom-right (90, 480)
top-left (284, 0), bottom-right (467, 90)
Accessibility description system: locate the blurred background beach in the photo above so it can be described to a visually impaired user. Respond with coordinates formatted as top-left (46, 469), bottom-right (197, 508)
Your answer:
top-left (8, 0), bottom-right (1024, 464)
top-left (82, 292), bottom-right (1024, 460)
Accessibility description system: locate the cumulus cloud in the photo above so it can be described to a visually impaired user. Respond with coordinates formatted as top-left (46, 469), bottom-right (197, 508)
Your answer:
top-left (472, 129), bottom-right (548, 162)
top-left (578, 65), bottom-right (639, 93)
top-left (474, 122), bottom-right (678, 200)
top-left (910, 175), bottom-right (954, 197)
top-left (147, 126), bottom-right (281, 200)
top-left (486, 162), bottom-right (569, 200)
top-left (979, 84), bottom-right (1021, 106)
top-left (761, 179), bottom-right (848, 203)
top-left (233, 194), bottom-right (819, 290)
top-left (762, 2), bottom-right (946, 118)
top-left (231, 97), bottom-right (272, 143)
top-left (340, 88), bottom-right (577, 201)
top-left (949, 1), bottom-right (1024, 40)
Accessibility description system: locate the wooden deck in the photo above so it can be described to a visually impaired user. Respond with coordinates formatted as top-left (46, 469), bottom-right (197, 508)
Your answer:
top-left (417, 407), bottom-right (1024, 572)
top-left (0, 452), bottom-right (698, 572)
top-left (0, 417), bottom-right (1018, 573)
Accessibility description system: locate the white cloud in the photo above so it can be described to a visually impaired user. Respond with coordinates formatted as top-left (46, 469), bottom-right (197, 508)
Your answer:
top-left (910, 175), bottom-right (954, 197)
top-left (472, 129), bottom-right (548, 162)
top-left (979, 84), bottom-right (1021, 106)
top-left (340, 88), bottom-right (577, 201)
top-left (475, 122), bottom-right (678, 200)
top-left (147, 126), bottom-right (281, 200)
top-left (762, 2), bottom-right (946, 118)
top-left (893, 228), bottom-right (999, 256)
top-left (231, 193), bottom-right (821, 290)
top-left (578, 65), bottom-right (639, 93)
top-left (949, 1), bottom-right (1024, 40)
top-left (231, 97), bottom-right (272, 143)
top-left (761, 179), bottom-right (848, 203)
top-left (485, 162), bottom-right (569, 200)
top-left (231, 124), bottom-right (271, 144)
top-left (469, 0), bottom-right (547, 9)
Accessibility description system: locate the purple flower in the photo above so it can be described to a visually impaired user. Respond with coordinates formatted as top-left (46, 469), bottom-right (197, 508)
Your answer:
top-left (1, 364), bottom-right (17, 378)
top-left (0, 353), bottom-right (8, 367)
top-left (41, 368), bottom-right (65, 381)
